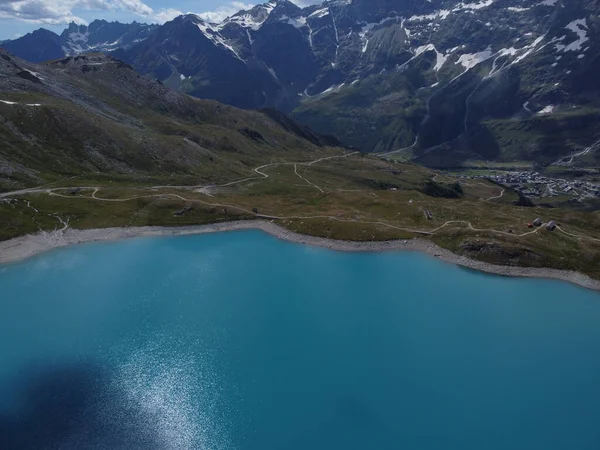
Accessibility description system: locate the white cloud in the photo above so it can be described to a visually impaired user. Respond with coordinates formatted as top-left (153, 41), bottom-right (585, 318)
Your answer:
top-left (152, 7), bottom-right (182, 23)
top-left (0, 0), bottom-right (88, 24)
top-left (0, 0), bottom-right (320, 27)
top-left (197, 2), bottom-right (254, 23)
top-left (0, 0), bottom-right (181, 25)
top-left (111, 0), bottom-right (153, 16)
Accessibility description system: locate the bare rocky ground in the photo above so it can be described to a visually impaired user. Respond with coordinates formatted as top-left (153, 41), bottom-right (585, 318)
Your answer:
top-left (1, 220), bottom-right (599, 292)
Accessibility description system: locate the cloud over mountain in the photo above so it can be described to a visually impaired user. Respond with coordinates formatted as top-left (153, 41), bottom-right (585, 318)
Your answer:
top-left (0, 0), bottom-right (180, 25)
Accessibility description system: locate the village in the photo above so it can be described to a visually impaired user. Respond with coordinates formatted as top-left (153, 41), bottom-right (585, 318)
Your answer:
top-left (462, 171), bottom-right (600, 200)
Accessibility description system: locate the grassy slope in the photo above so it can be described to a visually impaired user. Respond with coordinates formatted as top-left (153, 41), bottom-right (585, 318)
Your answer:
top-left (476, 109), bottom-right (600, 165)
top-left (292, 70), bottom-right (427, 153)
top-left (0, 53), bottom-right (338, 191)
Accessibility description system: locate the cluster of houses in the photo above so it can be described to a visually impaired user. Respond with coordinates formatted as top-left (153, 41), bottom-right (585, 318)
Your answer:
top-left (463, 171), bottom-right (600, 200)
top-left (527, 217), bottom-right (557, 231)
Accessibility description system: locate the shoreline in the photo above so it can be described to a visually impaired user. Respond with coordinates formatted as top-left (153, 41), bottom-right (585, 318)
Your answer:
top-left (1, 220), bottom-right (599, 291)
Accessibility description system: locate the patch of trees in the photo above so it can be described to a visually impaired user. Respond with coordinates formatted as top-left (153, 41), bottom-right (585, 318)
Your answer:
top-left (239, 127), bottom-right (264, 142)
top-left (422, 181), bottom-right (464, 198)
top-left (358, 178), bottom-right (401, 190)
top-left (512, 193), bottom-right (535, 207)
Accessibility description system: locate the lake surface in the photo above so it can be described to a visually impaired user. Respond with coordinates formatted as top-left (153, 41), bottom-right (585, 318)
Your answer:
top-left (1, 230), bottom-right (600, 449)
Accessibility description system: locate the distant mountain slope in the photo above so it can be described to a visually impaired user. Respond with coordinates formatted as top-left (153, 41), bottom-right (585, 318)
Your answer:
top-left (1, 29), bottom-right (64, 63)
top-left (0, 49), bottom-right (340, 191)
top-left (112, 0), bottom-right (600, 166)
top-left (1, 20), bottom-right (158, 63)
top-left (4, 0), bottom-right (600, 167)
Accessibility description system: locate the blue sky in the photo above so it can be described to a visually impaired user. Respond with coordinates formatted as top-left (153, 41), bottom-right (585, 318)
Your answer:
top-left (0, 0), bottom-right (315, 40)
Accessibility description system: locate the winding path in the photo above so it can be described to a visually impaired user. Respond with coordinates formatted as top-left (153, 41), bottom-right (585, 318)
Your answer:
top-left (294, 164), bottom-right (324, 193)
top-left (485, 188), bottom-right (505, 201)
top-left (49, 189), bottom-right (587, 241)
top-left (3, 152), bottom-right (600, 244)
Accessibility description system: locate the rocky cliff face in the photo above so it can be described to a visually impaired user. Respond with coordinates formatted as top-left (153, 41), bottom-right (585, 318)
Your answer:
top-left (1, 20), bottom-right (158, 63)
top-left (115, 0), bottom-right (600, 164)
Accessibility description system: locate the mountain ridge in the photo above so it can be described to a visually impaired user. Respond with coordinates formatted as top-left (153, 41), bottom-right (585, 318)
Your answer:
top-left (0, 48), bottom-right (342, 192)
top-left (2, 0), bottom-right (600, 167)
top-left (1, 20), bottom-right (158, 63)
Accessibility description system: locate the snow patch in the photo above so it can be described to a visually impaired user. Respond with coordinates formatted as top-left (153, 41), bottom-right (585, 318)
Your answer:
top-left (456, 46), bottom-right (493, 70)
top-left (0, 100), bottom-right (41, 106)
top-left (308, 8), bottom-right (329, 19)
top-left (196, 19), bottom-right (243, 60)
top-left (224, 2), bottom-right (276, 31)
top-left (359, 16), bottom-right (399, 53)
top-left (281, 15), bottom-right (307, 29)
top-left (24, 69), bottom-right (44, 80)
top-left (415, 44), bottom-right (448, 71)
top-left (453, 0), bottom-right (495, 12)
top-left (319, 82), bottom-right (346, 95)
top-left (563, 19), bottom-right (588, 52)
top-left (538, 105), bottom-right (555, 115)
top-left (408, 9), bottom-right (451, 22)
top-left (512, 35), bottom-right (545, 64)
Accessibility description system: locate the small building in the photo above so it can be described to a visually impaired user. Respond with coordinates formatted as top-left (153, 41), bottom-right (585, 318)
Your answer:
top-left (546, 220), bottom-right (557, 231)
top-left (174, 206), bottom-right (192, 217)
top-left (533, 218), bottom-right (542, 227)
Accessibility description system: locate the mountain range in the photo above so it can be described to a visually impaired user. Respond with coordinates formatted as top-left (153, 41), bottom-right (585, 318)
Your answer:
top-left (2, 20), bottom-right (158, 63)
top-left (2, 0), bottom-right (600, 167)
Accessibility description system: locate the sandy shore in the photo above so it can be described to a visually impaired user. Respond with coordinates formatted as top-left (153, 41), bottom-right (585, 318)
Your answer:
top-left (1, 220), bottom-right (599, 291)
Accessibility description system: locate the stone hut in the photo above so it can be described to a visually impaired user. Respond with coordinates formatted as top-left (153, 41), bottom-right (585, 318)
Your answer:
top-left (533, 218), bottom-right (543, 227)
top-left (546, 220), bottom-right (557, 231)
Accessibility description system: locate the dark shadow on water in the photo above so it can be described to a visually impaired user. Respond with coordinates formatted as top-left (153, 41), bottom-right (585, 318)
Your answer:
top-left (0, 364), bottom-right (165, 450)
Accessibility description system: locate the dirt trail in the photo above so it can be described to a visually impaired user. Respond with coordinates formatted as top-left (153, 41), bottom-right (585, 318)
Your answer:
top-left (485, 188), bottom-right (505, 201)
top-left (558, 226), bottom-right (600, 243)
top-left (294, 164), bottom-right (324, 193)
top-left (4, 152), bottom-right (600, 244)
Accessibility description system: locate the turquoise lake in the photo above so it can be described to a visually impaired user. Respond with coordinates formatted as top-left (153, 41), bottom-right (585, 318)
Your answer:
top-left (1, 230), bottom-right (600, 449)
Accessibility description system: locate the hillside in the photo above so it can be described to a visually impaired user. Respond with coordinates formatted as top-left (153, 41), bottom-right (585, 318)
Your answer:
top-left (0, 49), bottom-right (340, 192)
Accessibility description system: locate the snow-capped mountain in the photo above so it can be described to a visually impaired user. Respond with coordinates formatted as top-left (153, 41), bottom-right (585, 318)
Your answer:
top-left (110, 0), bottom-right (599, 163)
top-left (2, 20), bottom-right (158, 63)
top-left (60, 20), bottom-right (158, 55)
top-left (3, 0), bottom-right (599, 165)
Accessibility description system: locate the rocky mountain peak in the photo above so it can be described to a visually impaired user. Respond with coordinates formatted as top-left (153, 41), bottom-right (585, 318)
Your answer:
top-left (2, 20), bottom-right (158, 63)
top-left (61, 22), bottom-right (88, 38)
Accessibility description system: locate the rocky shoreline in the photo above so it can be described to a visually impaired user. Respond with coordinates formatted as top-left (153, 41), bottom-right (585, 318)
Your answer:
top-left (1, 220), bottom-right (599, 292)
